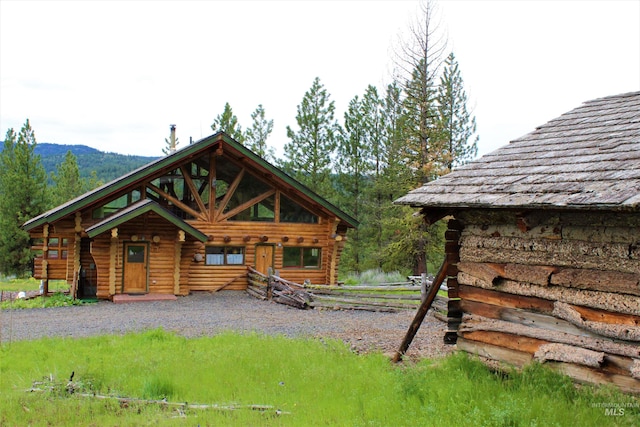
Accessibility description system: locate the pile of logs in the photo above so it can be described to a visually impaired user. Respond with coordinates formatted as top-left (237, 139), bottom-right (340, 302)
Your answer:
top-left (246, 267), bottom-right (311, 309)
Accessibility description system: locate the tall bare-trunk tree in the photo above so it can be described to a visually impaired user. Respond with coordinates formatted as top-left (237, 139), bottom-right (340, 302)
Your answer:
top-left (391, 0), bottom-right (448, 275)
top-left (393, 0), bottom-right (448, 184)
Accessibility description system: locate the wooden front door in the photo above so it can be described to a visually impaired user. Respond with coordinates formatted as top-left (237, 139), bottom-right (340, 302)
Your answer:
top-left (123, 243), bottom-right (148, 293)
top-left (255, 245), bottom-right (274, 276)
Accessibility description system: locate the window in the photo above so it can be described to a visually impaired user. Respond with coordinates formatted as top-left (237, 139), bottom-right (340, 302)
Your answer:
top-left (47, 236), bottom-right (68, 259)
top-left (283, 247), bottom-right (321, 268)
top-left (93, 190), bottom-right (141, 219)
top-left (224, 171), bottom-right (273, 214)
top-left (279, 195), bottom-right (318, 223)
top-left (127, 246), bottom-right (146, 263)
top-left (229, 194), bottom-right (275, 222)
top-left (205, 246), bottom-right (245, 265)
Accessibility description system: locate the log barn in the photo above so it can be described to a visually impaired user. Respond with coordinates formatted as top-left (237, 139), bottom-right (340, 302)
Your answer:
top-left (23, 132), bottom-right (357, 300)
top-left (395, 91), bottom-right (640, 393)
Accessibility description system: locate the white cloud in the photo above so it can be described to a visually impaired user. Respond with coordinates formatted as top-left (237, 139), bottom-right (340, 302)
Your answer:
top-left (1, 0), bottom-right (638, 159)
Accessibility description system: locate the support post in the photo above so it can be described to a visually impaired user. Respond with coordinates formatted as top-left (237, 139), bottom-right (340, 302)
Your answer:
top-left (42, 224), bottom-right (49, 297)
top-left (266, 267), bottom-right (274, 300)
top-left (392, 258), bottom-right (449, 363)
top-left (109, 228), bottom-right (118, 296)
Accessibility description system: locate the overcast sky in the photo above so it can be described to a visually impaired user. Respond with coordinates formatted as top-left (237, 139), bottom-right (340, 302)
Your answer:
top-left (1, 0), bottom-right (639, 160)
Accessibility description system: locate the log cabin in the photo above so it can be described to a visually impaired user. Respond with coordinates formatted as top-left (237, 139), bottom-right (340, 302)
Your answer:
top-left (395, 91), bottom-right (640, 393)
top-left (23, 132), bottom-right (357, 300)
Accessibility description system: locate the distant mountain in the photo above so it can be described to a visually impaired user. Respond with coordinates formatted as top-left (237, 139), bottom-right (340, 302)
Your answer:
top-left (33, 143), bottom-right (159, 184)
top-left (35, 143), bottom-right (103, 157)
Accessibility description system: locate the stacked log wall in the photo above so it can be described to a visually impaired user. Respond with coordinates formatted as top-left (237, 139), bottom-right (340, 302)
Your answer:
top-left (91, 235), bottom-right (118, 299)
top-left (453, 210), bottom-right (640, 393)
top-left (28, 208), bottom-right (348, 296)
top-left (183, 220), bottom-right (342, 291)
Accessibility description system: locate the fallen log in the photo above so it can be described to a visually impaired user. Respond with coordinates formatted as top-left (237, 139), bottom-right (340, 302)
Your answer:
top-left (309, 300), bottom-right (398, 312)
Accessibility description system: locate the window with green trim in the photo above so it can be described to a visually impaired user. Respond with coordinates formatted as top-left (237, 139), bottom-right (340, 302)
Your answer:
top-left (283, 247), bottom-right (321, 268)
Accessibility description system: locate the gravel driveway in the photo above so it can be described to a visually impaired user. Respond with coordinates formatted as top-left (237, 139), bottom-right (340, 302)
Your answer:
top-left (0, 291), bottom-right (453, 359)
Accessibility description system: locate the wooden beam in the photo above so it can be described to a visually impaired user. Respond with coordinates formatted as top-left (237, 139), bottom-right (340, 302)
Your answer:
top-left (459, 284), bottom-right (555, 314)
top-left (547, 361), bottom-right (640, 394)
top-left (109, 229), bottom-right (118, 296)
top-left (42, 224), bottom-right (49, 294)
top-left (460, 299), bottom-right (603, 339)
top-left (457, 337), bottom-right (533, 367)
top-left (147, 182), bottom-right (207, 222)
top-left (174, 240), bottom-right (182, 295)
top-left (215, 168), bottom-right (245, 221)
top-left (209, 153), bottom-right (216, 222)
top-left (459, 330), bottom-right (547, 355)
top-left (393, 258), bottom-right (449, 362)
top-left (218, 189), bottom-right (276, 221)
top-left (180, 165), bottom-right (209, 220)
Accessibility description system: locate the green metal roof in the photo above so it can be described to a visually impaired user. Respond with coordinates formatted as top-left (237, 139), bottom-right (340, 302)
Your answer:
top-left (23, 132), bottom-right (358, 231)
top-left (85, 199), bottom-right (208, 242)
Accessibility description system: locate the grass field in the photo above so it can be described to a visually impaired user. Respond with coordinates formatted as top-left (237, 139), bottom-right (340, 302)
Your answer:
top-left (0, 277), bottom-right (79, 310)
top-left (0, 276), bottom-right (68, 292)
top-left (1, 329), bottom-right (637, 426)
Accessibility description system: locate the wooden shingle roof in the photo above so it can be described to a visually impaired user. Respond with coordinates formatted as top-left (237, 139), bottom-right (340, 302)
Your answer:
top-left (395, 91), bottom-right (640, 211)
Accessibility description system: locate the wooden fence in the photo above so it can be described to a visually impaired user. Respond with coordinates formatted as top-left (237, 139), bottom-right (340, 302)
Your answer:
top-left (246, 267), bottom-right (450, 318)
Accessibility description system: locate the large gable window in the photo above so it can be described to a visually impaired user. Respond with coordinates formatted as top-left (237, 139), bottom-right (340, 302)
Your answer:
top-left (229, 194), bottom-right (275, 222)
top-left (280, 195), bottom-right (318, 224)
top-left (93, 190), bottom-right (142, 219)
top-left (223, 171), bottom-right (273, 214)
top-left (205, 246), bottom-right (245, 265)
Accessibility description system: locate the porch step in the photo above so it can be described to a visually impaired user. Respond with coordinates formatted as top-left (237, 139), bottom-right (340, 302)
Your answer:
top-left (112, 293), bottom-right (177, 304)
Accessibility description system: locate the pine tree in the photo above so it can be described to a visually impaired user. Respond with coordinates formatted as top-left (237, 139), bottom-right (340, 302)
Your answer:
top-left (435, 52), bottom-right (478, 171)
top-left (50, 150), bottom-right (84, 207)
top-left (83, 170), bottom-right (104, 193)
top-left (282, 77), bottom-right (340, 197)
top-left (336, 92), bottom-right (374, 273)
top-left (0, 120), bottom-right (48, 277)
top-left (245, 104), bottom-right (275, 162)
top-left (211, 102), bottom-right (245, 143)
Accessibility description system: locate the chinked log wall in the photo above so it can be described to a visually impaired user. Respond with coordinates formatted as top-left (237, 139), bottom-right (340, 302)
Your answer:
top-left (451, 210), bottom-right (640, 393)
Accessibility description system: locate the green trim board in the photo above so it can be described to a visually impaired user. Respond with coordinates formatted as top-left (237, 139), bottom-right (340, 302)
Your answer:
top-left (24, 132), bottom-right (358, 231)
top-left (85, 199), bottom-right (208, 242)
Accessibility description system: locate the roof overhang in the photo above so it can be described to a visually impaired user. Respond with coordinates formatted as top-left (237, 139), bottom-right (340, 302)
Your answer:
top-left (85, 199), bottom-right (208, 242)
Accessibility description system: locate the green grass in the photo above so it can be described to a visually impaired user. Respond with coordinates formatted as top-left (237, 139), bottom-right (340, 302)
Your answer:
top-left (0, 292), bottom-right (90, 310)
top-left (341, 269), bottom-right (408, 285)
top-left (1, 329), bottom-right (637, 426)
top-left (0, 277), bottom-right (80, 310)
top-left (0, 276), bottom-right (68, 292)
